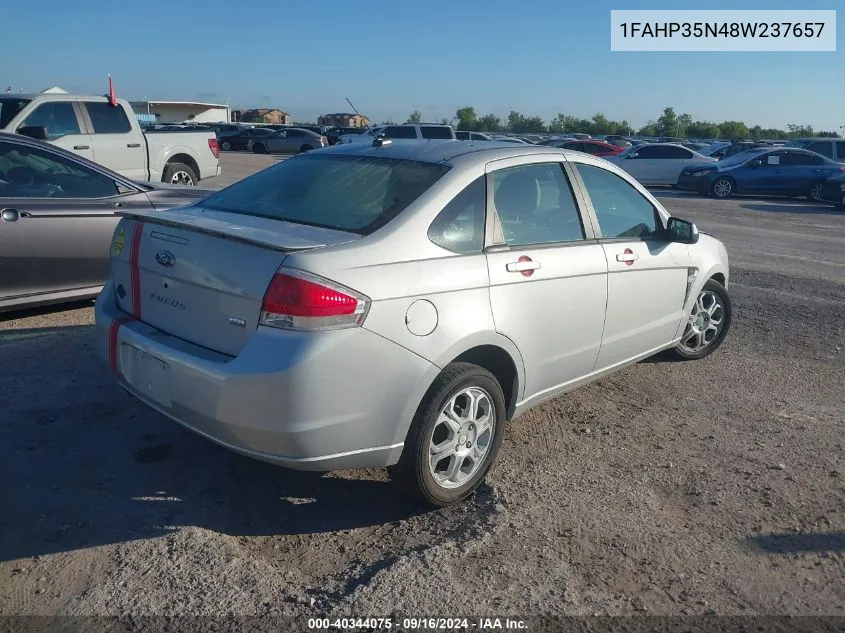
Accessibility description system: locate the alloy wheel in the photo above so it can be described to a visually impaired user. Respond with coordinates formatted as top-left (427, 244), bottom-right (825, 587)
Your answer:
top-left (428, 387), bottom-right (495, 490)
top-left (678, 290), bottom-right (725, 354)
top-left (169, 170), bottom-right (194, 185)
top-left (713, 178), bottom-right (732, 198)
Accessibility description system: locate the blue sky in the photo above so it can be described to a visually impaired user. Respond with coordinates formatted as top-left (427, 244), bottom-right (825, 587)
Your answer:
top-left (3, 0), bottom-right (843, 131)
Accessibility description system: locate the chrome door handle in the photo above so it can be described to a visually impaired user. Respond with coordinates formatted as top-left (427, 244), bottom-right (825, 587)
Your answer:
top-left (616, 252), bottom-right (639, 262)
top-left (113, 201), bottom-right (125, 209)
top-left (506, 260), bottom-right (541, 272)
top-left (1, 208), bottom-right (20, 222)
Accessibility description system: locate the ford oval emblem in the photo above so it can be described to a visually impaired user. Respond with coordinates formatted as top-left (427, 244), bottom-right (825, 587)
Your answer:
top-left (155, 250), bottom-right (175, 267)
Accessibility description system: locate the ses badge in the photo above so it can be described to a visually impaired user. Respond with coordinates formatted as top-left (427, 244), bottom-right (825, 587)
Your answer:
top-left (113, 228), bottom-right (126, 256)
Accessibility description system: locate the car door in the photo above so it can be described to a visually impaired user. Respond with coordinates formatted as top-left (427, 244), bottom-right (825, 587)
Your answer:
top-left (616, 144), bottom-right (663, 184)
top-left (80, 101), bottom-right (147, 181)
top-left (15, 101), bottom-right (95, 162)
top-left (283, 129), bottom-right (305, 152)
top-left (0, 140), bottom-right (153, 298)
top-left (483, 157), bottom-right (608, 405)
top-left (780, 151), bottom-right (828, 195)
top-left (659, 145), bottom-right (697, 185)
top-left (569, 159), bottom-right (690, 370)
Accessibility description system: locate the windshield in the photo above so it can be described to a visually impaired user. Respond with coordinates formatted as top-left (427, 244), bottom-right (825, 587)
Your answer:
top-left (0, 98), bottom-right (31, 128)
top-left (201, 154), bottom-right (449, 235)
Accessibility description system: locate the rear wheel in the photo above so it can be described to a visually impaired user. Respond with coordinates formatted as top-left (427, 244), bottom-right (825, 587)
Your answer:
top-left (253, 143), bottom-right (266, 154)
top-left (670, 279), bottom-right (732, 360)
top-left (389, 363), bottom-right (505, 507)
top-left (300, 144), bottom-right (313, 153)
top-left (162, 162), bottom-right (197, 186)
top-left (711, 177), bottom-right (734, 199)
top-left (807, 181), bottom-right (824, 202)
top-left (221, 140), bottom-right (232, 151)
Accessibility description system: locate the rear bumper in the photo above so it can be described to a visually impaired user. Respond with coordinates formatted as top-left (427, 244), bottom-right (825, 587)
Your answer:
top-left (95, 284), bottom-right (437, 470)
top-left (677, 174), bottom-right (713, 193)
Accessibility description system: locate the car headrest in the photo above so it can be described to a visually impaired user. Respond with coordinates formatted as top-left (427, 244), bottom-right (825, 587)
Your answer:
top-left (494, 171), bottom-right (539, 220)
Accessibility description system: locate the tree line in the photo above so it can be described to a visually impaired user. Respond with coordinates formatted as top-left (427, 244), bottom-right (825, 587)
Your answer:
top-left (397, 107), bottom-right (840, 140)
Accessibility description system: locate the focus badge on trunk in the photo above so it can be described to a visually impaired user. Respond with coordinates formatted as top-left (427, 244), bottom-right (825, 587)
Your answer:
top-left (156, 250), bottom-right (176, 267)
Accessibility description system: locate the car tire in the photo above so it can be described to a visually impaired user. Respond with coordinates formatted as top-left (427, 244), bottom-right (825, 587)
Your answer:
top-left (711, 177), bottom-right (734, 199)
top-left (253, 143), bottom-right (266, 154)
top-left (807, 182), bottom-right (825, 202)
top-left (221, 140), bottom-right (232, 151)
top-left (162, 162), bottom-right (198, 186)
top-left (389, 362), bottom-right (506, 507)
top-left (300, 144), bottom-right (313, 153)
top-left (670, 279), bottom-right (732, 361)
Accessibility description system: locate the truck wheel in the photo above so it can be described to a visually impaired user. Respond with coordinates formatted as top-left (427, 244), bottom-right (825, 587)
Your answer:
top-left (388, 362), bottom-right (505, 507)
top-left (163, 163), bottom-right (198, 186)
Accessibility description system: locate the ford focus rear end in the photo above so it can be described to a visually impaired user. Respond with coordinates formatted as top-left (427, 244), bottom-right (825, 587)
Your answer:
top-left (95, 152), bottom-right (448, 471)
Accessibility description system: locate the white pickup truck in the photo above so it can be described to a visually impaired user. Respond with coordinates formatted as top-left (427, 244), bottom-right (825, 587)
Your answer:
top-left (0, 93), bottom-right (221, 185)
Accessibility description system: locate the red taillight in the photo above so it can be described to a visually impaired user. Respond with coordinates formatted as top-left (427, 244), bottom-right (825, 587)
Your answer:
top-left (208, 138), bottom-right (220, 158)
top-left (260, 269), bottom-right (369, 331)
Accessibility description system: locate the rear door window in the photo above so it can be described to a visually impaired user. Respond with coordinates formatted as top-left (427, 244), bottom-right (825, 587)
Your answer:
top-left (421, 126), bottom-right (453, 139)
top-left (201, 154), bottom-right (449, 235)
top-left (84, 102), bottom-right (132, 133)
top-left (836, 142), bottom-right (845, 160)
top-left (18, 102), bottom-right (81, 139)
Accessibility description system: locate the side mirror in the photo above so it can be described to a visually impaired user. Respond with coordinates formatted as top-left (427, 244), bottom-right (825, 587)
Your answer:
top-left (626, 152), bottom-right (639, 159)
top-left (748, 159), bottom-right (762, 167)
top-left (17, 126), bottom-right (48, 141)
top-left (667, 217), bottom-right (699, 244)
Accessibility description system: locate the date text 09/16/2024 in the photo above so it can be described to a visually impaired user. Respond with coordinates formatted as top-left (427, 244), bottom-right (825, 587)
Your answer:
top-left (307, 617), bottom-right (529, 630)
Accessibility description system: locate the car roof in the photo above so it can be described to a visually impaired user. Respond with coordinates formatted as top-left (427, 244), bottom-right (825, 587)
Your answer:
top-left (314, 139), bottom-right (573, 167)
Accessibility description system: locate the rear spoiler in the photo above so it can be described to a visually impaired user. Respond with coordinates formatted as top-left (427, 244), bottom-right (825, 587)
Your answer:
top-left (115, 208), bottom-right (324, 253)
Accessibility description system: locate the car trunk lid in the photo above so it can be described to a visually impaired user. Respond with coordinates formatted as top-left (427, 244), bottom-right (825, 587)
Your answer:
top-left (110, 206), bottom-right (360, 356)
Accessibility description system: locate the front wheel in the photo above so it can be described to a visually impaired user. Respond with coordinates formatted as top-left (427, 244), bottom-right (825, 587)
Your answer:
top-left (221, 140), bottom-right (232, 151)
top-left (711, 177), bottom-right (734, 199)
top-left (252, 143), bottom-right (266, 154)
top-left (670, 279), bottom-right (732, 360)
top-left (389, 363), bottom-right (506, 507)
top-left (162, 162), bottom-right (198, 186)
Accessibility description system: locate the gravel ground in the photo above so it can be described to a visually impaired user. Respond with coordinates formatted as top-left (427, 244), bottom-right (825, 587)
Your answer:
top-left (1, 154), bottom-right (843, 621)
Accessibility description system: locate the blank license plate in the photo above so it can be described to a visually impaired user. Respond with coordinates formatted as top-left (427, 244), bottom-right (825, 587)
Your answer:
top-left (120, 344), bottom-right (172, 408)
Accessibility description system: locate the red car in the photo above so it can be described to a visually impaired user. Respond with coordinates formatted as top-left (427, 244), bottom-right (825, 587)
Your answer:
top-left (554, 139), bottom-right (625, 157)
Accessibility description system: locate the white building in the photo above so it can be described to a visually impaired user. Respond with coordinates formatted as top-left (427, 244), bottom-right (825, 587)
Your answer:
top-left (129, 100), bottom-right (230, 124)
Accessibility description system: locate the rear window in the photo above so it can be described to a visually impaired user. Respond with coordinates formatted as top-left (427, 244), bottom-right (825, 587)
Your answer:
top-left (201, 154), bottom-right (450, 235)
top-left (84, 102), bottom-right (131, 133)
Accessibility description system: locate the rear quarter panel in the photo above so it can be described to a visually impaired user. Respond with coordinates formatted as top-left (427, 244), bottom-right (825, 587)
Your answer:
top-left (144, 132), bottom-right (218, 180)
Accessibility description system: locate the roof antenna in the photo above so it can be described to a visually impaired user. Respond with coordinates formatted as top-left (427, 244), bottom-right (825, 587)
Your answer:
top-left (346, 98), bottom-right (374, 137)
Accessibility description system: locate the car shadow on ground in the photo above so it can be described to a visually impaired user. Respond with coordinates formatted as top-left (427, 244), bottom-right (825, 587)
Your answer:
top-left (747, 531), bottom-right (845, 554)
top-left (739, 202), bottom-right (843, 216)
top-left (0, 324), bottom-right (447, 562)
top-left (0, 300), bottom-right (94, 324)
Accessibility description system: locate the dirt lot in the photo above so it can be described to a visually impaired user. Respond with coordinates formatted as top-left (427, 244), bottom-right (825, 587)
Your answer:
top-left (1, 153), bottom-right (843, 620)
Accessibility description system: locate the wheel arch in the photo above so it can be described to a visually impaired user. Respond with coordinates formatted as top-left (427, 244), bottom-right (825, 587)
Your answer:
top-left (164, 153), bottom-right (200, 181)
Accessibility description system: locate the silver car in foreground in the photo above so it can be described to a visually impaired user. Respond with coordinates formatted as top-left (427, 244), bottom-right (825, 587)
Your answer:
top-left (95, 140), bottom-right (732, 506)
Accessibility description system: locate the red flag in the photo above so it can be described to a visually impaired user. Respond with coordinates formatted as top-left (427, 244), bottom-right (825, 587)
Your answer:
top-left (108, 74), bottom-right (117, 107)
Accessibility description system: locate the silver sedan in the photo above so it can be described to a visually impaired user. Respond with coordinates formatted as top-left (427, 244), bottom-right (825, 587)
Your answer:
top-left (96, 140), bottom-right (732, 507)
top-left (0, 132), bottom-right (212, 313)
